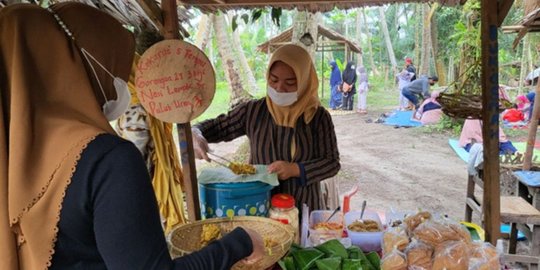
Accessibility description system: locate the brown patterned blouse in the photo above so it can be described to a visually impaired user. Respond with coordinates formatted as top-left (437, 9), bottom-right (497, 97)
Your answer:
top-left (195, 98), bottom-right (340, 210)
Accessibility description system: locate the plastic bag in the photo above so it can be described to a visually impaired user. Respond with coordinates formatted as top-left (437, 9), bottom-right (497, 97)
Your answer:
top-left (412, 220), bottom-right (472, 248)
top-left (432, 241), bottom-right (470, 270)
top-left (381, 249), bottom-right (407, 270)
top-left (468, 242), bottom-right (501, 270)
top-left (382, 226), bottom-right (409, 254)
top-left (405, 239), bottom-right (433, 270)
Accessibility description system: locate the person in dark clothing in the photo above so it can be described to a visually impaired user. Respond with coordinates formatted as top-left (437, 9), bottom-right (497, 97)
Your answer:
top-left (192, 44), bottom-right (341, 211)
top-left (329, 61), bottom-right (342, 110)
top-left (0, 3), bottom-right (263, 270)
top-left (341, 62), bottom-right (357, 111)
top-left (405, 58), bottom-right (417, 81)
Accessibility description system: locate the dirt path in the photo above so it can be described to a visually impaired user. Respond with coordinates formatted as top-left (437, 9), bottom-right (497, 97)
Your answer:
top-left (201, 108), bottom-right (469, 220)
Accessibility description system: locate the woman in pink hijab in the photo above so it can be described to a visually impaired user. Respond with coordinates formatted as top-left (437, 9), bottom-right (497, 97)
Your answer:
top-left (458, 119), bottom-right (517, 154)
top-left (413, 91), bottom-right (443, 125)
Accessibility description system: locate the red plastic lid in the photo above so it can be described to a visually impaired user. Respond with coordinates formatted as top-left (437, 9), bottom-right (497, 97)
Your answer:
top-left (271, 194), bottom-right (295, 209)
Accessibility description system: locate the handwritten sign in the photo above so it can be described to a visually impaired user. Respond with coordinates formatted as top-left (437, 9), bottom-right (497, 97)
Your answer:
top-left (135, 40), bottom-right (215, 123)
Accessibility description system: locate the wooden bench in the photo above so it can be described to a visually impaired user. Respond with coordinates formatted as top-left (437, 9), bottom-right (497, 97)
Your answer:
top-left (464, 174), bottom-right (540, 268)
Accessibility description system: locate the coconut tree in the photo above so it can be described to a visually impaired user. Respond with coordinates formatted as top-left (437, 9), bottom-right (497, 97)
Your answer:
top-left (213, 13), bottom-right (252, 107)
top-left (194, 14), bottom-right (213, 49)
top-left (379, 6), bottom-right (397, 73)
top-left (361, 8), bottom-right (379, 75)
top-left (229, 12), bottom-right (260, 95)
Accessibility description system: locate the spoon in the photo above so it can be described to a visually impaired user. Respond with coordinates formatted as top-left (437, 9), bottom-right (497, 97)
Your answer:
top-left (324, 206), bottom-right (341, 223)
top-left (359, 200), bottom-right (367, 220)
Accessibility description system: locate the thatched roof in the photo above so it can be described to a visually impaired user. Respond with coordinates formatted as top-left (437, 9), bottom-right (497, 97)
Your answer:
top-left (257, 24), bottom-right (362, 54)
top-left (502, 7), bottom-right (540, 48)
top-left (178, 0), bottom-right (466, 13)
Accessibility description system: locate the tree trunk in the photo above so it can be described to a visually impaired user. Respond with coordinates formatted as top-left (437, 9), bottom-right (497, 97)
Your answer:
top-left (292, 11), bottom-right (319, 61)
top-left (447, 56), bottom-right (455, 89)
top-left (419, 3), bottom-right (431, 76)
top-left (519, 36), bottom-right (529, 95)
top-left (194, 14), bottom-right (212, 49)
top-left (379, 7), bottom-right (397, 74)
top-left (355, 10), bottom-right (364, 67)
top-left (414, 4), bottom-right (421, 66)
top-left (229, 13), bottom-right (260, 95)
top-left (429, 3), bottom-right (446, 84)
top-left (212, 14), bottom-right (252, 107)
top-left (362, 8), bottom-right (379, 75)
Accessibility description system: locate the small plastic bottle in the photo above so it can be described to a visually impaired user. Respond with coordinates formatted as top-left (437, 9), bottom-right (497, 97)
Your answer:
top-left (269, 194), bottom-right (299, 243)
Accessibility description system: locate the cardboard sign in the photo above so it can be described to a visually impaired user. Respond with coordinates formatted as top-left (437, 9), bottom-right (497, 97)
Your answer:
top-left (135, 40), bottom-right (215, 123)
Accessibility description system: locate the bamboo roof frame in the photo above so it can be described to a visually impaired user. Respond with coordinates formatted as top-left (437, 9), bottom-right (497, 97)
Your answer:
top-left (256, 24), bottom-right (362, 54)
top-left (178, 0), bottom-right (466, 13)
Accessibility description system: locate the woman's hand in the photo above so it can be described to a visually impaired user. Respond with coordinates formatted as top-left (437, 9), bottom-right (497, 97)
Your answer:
top-left (267, 161), bottom-right (300, 180)
top-left (240, 227), bottom-right (264, 265)
top-left (191, 128), bottom-right (210, 161)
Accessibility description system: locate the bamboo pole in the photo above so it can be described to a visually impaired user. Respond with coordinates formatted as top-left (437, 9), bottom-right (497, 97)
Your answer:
top-left (162, 0), bottom-right (201, 221)
top-left (480, 0), bottom-right (501, 245)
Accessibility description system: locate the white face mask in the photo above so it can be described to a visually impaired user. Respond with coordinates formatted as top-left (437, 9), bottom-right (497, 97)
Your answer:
top-left (267, 86), bottom-right (298, 107)
top-left (81, 48), bottom-right (131, 121)
top-left (47, 8), bottom-right (130, 121)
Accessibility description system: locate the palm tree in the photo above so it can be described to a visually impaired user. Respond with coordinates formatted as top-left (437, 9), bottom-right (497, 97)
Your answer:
top-left (213, 14), bottom-right (252, 107)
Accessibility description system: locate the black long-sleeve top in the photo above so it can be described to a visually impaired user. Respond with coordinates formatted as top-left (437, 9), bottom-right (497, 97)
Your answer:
top-left (50, 134), bottom-right (252, 270)
top-left (195, 99), bottom-right (340, 210)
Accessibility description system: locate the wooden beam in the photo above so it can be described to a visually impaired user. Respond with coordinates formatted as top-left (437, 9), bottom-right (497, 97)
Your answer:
top-left (162, 0), bottom-right (201, 221)
top-left (497, 0), bottom-right (514, 27)
top-left (480, 0), bottom-right (501, 245)
top-left (135, 0), bottom-right (164, 33)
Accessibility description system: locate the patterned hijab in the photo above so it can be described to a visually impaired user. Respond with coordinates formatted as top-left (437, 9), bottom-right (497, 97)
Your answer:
top-left (266, 44), bottom-right (320, 128)
top-left (0, 3), bottom-right (134, 269)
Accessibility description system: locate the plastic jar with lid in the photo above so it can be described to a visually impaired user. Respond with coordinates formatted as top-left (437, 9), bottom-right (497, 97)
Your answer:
top-left (269, 194), bottom-right (299, 243)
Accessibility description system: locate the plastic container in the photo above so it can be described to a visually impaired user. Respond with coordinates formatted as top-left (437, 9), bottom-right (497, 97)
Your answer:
top-left (344, 210), bottom-right (384, 252)
top-left (199, 181), bottom-right (272, 219)
top-left (269, 194), bottom-right (299, 243)
top-left (308, 210), bottom-right (344, 245)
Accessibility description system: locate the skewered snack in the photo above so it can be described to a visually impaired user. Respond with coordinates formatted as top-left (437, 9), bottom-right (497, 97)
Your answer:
top-left (347, 219), bottom-right (381, 232)
top-left (228, 162), bottom-right (257, 175)
top-left (200, 224), bottom-right (221, 247)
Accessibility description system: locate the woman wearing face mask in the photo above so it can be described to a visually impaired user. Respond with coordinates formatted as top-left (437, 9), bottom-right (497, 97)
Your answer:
top-left (0, 3), bottom-right (263, 270)
top-left (192, 44), bottom-right (341, 211)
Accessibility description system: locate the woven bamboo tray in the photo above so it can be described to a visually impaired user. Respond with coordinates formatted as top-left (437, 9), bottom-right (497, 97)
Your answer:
top-left (168, 216), bottom-right (294, 270)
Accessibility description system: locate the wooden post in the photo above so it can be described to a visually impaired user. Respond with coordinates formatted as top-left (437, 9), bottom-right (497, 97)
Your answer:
top-left (162, 0), bottom-right (201, 221)
top-left (321, 43), bottom-right (325, 99)
top-left (480, 0), bottom-right (501, 245)
top-left (523, 81), bottom-right (540, 170)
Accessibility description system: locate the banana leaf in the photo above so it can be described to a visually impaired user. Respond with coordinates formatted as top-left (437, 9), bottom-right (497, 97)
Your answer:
top-left (278, 255), bottom-right (296, 270)
top-left (365, 252), bottom-right (380, 269)
top-left (291, 248), bottom-right (325, 270)
top-left (342, 259), bottom-right (363, 270)
top-left (315, 239), bottom-right (348, 259)
top-left (314, 257), bottom-right (342, 270)
top-left (346, 246), bottom-right (366, 260)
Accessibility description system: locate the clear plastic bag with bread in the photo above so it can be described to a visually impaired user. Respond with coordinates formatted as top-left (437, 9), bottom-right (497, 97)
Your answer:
top-left (382, 226), bottom-right (410, 254)
top-left (468, 242), bottom-right (501, 270)
top-left (412, 219), bottom-right (472, 248)
top-left (404, 239), bottom-right (434, 270)
top-left (432, 240), bottom-right (470, 270)
top-left (403, 211), bottom-right (432, 234)
top-left (381, 249), bottom-right (408, 270)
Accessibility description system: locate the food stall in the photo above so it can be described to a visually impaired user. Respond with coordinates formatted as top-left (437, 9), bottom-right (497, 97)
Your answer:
top-left (53, 0), bottom-right (518, 268)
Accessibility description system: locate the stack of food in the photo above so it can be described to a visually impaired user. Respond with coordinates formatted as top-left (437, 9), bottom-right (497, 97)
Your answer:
top-left (381, 211), bottom-right (500, 270)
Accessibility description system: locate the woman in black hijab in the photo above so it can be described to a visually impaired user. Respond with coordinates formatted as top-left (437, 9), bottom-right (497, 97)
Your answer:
top-left (341, 62), bottom-right (357, 111)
